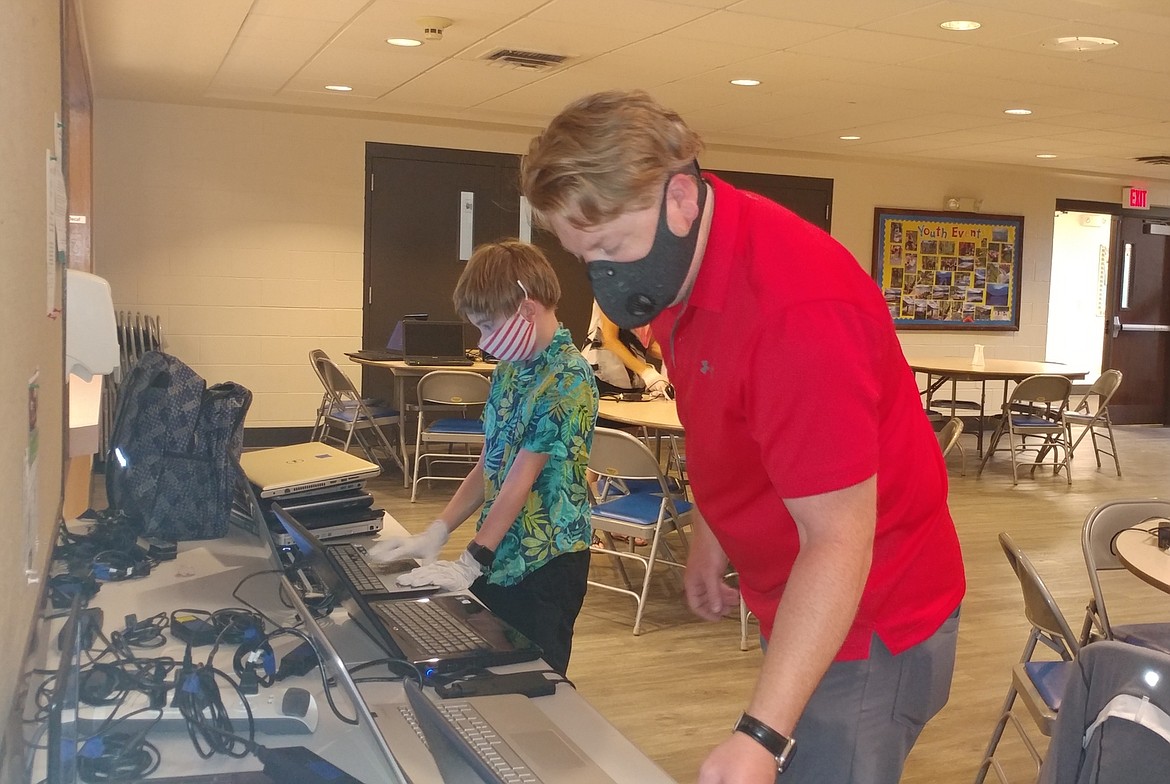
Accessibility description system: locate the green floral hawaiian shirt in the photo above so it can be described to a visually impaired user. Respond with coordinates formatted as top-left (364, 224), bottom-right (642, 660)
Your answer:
top-left (479, 325), bottom-right (598, 587)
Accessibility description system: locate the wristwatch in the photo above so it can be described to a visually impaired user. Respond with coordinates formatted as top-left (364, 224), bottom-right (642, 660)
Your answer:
top-left (734, 712), bottom-right (797, 774)
top-left (465, 541), bottom-right (496, 571)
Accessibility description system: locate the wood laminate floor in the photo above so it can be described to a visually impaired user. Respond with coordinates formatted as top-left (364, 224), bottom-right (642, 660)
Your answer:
top-left (364, 425), bottom-right (1170, 783)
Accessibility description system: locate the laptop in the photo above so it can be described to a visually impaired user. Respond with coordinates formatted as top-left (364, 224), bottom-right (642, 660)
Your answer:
top-left (402, 320), bottom-right (473, 367)
top-left (270, 503), bottom-right (440, 602)
top-left (347, 313), bottom-right (428, 362)
top-left (270, 505), bottom-right (542, 675)
top-left (371, 679), bottom-right (616, 784)
top-left (241, 443), bottom-right (380, 499)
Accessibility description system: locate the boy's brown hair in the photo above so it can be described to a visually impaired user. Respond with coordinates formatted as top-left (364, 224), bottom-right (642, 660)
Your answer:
top-left (452, 240), bottom-right (561, 319)
top-left (521, 89), bottom-right (704, 229)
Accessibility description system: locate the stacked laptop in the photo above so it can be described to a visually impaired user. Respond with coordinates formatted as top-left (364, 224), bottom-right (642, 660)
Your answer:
top-left (239, 442), bottom-right (384, 542)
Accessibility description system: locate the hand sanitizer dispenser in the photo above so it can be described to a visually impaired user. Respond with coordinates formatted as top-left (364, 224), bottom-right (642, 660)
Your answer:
top-left (65, 269), bottom-right (118, 381)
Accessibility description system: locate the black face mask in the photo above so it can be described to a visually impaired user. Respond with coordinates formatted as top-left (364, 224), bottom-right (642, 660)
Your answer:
top-left (587, 166), bottom-right (707, 329)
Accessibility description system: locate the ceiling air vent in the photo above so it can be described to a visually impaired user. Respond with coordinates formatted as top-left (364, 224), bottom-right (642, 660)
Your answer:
top-left (1135, 155), bottom-right (1170, 165)
top-left (483, 49), bottom-right (567, 71)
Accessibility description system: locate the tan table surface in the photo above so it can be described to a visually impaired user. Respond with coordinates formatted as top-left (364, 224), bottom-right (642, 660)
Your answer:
top-left (598, 397), bottom-right (683, 432)
top-left (905, 356), bottom-right (1089, 382)
top-left (1115, 527), bottom-right (1170, 594)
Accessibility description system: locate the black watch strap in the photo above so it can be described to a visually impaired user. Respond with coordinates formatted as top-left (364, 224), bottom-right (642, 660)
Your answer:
top-left (734, 712), bottom-right (796, 774)
top-left (466, 541), bottom-right (495, 571)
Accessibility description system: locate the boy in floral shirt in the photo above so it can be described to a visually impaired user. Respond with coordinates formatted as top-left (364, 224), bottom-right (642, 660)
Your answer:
top-left (373, 240), bottom-right (598, 675)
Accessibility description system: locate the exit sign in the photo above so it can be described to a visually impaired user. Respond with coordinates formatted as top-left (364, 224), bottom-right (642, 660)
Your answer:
top-left (1124, 186), bottom-right (1150, 209)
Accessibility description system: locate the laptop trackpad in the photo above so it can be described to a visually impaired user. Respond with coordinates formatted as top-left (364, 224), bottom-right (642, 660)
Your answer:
top-left (513, 730), bottom-right (588, 772)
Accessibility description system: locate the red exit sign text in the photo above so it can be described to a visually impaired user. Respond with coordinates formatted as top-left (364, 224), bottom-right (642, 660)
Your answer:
top-left (1124, 186), bottom-right (1150, 210)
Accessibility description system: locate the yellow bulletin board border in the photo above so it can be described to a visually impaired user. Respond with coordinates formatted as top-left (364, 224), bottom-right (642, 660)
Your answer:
top-left (871, 208), bottom-right (1024, 331)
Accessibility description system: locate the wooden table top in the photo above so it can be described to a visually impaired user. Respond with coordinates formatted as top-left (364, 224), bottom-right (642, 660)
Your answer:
top-left (1115, 527), bottom-right (1170, 594)
top-left (598, 398), bottom-right (683, 432)
top-left (905, 356), bottom-right (1088, 382)
top-left (347, 356), bottom-right (496, 375)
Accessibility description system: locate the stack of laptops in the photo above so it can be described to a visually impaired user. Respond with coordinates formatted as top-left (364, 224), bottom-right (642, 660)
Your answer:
top-left (402, 320), bottom-right (474, 367)
top-left (240, 443), bottom-right (384, 542)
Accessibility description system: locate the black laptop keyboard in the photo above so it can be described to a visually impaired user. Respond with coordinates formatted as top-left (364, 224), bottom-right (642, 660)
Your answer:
top-left (399, 702), bottom-right (540, 783)
top-left (375, 600), bottom-right (488, 655)
top-left (327, 544), bottom-right (385, 596)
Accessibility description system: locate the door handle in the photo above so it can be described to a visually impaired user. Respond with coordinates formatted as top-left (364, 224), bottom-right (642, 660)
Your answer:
top-left (1111, 315), bottom-right (1170, 338)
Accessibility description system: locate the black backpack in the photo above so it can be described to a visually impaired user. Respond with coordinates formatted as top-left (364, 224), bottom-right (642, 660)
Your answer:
top-left (106, 351), bottom-right (251, 540)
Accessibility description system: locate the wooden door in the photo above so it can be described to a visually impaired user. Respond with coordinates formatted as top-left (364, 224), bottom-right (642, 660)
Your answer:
top-left (709, 169), bottom-right (833, 230)
top-left (363, 145), bottom-right (515, 402)
top-left (1103, 217), bottom-right (1170, 424)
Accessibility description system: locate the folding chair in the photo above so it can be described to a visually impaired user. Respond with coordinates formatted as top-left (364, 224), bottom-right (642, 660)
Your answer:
top-left (978, 375), bottom-right (1073, 485)
top-left (588, 427), bottom-right (693, 635)
top-left (975, 533), bottom-right (1080, 784)
top-left (1063, 369), bottom-right (1123, 477)
top-left (410, 370), bottom-right (489, 502)
top-left (1079, 498), bottom-right (1170, 653)
top-left (937, 416), bottom-right (966, 476)
top-left (1038, 641), bottom-right (1170, 784)
top-left (310, 350), bottom-right (405, 474)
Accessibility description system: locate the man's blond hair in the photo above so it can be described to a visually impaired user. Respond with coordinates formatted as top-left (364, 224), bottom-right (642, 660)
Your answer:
top-left (521, 90), bottom-right (704, 228)
top-left (452, 240), bottom-right (561, 319)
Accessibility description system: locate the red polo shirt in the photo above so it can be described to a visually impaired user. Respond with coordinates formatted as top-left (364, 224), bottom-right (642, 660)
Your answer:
top-left (652, 175), bottom-right (965, 660)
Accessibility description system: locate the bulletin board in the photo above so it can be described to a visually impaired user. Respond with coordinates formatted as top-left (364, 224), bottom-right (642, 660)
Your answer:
top-left (871, 208), bottom-right (1024, 331)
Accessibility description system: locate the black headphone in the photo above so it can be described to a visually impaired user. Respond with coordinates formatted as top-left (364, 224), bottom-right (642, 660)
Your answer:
top-left (49, 573), bottom-right (100, 609)
top-left (91, 549), bottom-right (151, 582)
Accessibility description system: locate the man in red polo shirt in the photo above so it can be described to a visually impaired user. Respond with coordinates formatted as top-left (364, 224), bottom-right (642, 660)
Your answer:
top-left (522, 90), bottom-right (965, 784)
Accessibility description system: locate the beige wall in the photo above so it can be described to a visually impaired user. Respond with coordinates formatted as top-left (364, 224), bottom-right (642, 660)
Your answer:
top-left (1, 0), bottom-right (65, 750)
top-left (94, 98), bottom-right (1149, 427)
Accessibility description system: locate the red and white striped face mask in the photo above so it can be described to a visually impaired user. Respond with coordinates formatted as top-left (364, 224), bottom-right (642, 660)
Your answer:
top-left (478, 281), bottom-right (537, 362)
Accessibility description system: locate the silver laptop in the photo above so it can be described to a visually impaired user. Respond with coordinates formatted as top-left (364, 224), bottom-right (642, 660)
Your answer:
top-left (241, 443), bottom-right (380, 498)
top-left (402, 320), bottom-right (473, 366)
top-left (372, 680), bottom-right (616, 784)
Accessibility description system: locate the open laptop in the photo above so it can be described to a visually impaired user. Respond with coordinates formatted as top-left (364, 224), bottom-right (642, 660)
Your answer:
top-left (348, 313), bottom-right (428, 362)
top-left (371, 679), bottom-right (617, 784)
top-left (402, 320), bottom-right (473, 367)
top-left (270, 505), bottom-right (542, 675)
top-left (241, 443), bottom-right (380, 499)
top-left (270, 503), bottom-right (440, 602)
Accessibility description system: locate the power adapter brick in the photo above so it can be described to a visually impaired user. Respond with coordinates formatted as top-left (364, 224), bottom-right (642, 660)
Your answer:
top-left (257, 745), bottom-right (366, 784)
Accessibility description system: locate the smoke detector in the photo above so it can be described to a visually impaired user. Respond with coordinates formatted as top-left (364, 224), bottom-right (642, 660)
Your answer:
top-left (483, 49), bottom-right (568, 71)
top-left (416, 16), bottom-right (452, 41)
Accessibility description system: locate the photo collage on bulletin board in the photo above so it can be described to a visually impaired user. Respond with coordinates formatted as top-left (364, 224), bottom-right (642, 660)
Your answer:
top-left (871, 208), bottom-right (1024, 331)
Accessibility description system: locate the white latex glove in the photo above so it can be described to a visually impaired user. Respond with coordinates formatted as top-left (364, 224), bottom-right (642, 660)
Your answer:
top-left (396, 550), bottom-right (484, 592)
top-left (365, 520), bottom-right (449, 564)
top-left (639, 367), bottom-right (669, 399)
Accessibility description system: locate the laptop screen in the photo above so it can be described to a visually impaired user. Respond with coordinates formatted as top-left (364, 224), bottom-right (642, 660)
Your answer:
top-left (402, 321), bottom-right (466, 361)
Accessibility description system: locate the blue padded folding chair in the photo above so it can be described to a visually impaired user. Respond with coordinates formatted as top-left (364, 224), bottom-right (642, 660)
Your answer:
top-left (975, 533), bottom-right (1080, 784)
top-left (978, 374), bottom-right (1073, 485)
top-left (410, 370), bottom-right (489, 502)
top-left (311, 349), bottom-right (404, 475)
top-left (1080, 498), bottom-right (1170, 653)
top-left (588, 427), bottom-right (693, 635)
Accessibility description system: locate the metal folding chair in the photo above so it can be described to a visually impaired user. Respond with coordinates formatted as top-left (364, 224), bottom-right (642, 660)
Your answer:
top-left (410, 370), bottom-right (489, 502)
top-left (975, 533), bottom-right (1080, 783)
top-left (978, 375), bottom-right (1072, 485)
top-left (310, 349), bottom-right (404, 474)
top-left (1063, 369), bottom-right (1123, 477)
top-left (588, 427), bottom-right (693, 635)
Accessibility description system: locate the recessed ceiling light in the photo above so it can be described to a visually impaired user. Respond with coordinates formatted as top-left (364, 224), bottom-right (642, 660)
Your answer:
top-left (940, 20), bottom-right (981, 31)
top-left (324, 84), bottom-right (353, 92)
top-left (839, 135), bottom-right (861, 141)
top-left (730, 79), bottom-right (761, 87)
top-left (1036, 153), bottom-right (1058, 159)
top-left (1004, 108), bottom-right (1033, 115)
top-left (1043, 36), bottom-right (1119, 52)
top-left (387, 37), bottom-right (423, 47)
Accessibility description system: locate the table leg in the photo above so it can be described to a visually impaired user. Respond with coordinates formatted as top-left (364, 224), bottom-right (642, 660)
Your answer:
top-left (397, 376), bottom-right (410, 488)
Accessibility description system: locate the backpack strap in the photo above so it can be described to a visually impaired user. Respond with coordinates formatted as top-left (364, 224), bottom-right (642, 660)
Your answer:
top-left (1083, 693), bottom-right (1170, 749)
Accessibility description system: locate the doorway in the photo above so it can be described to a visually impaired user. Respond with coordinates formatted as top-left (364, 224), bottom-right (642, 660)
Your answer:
top-left (1052, 199), bottom-right (1170, 425)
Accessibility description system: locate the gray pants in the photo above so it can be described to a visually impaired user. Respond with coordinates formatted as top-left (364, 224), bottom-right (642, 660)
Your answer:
top-left (779, 607), bottom-right (960, 783)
